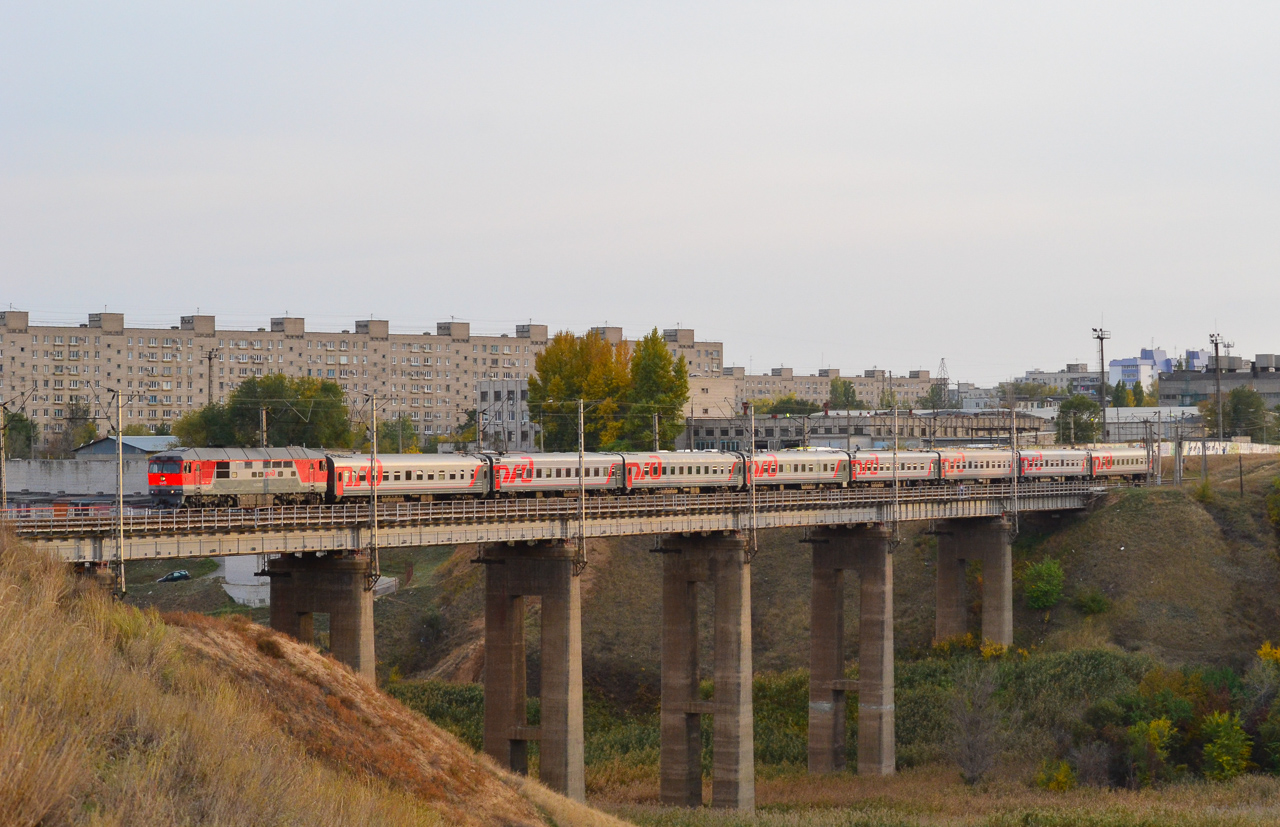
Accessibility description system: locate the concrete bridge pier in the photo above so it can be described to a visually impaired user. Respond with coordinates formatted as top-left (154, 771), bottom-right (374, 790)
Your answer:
top-left (934, 517), bottom-right (1013, 647)
top-left (268, 552), bottom-right (375, 680)
top-left (659, 532), bottom-right (754, 811)
top-left (807, 525), bottom-right (895, 776)
top-left (481, 541), bottom-right (585, 802)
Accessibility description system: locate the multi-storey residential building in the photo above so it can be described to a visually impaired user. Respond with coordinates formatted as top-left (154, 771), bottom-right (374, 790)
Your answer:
top-left (586, 326), bottom-right (724, 377)
top-left (1022, 363), bottom-right (1099, 395)
top-left (733, 367), bottom-right (938, 410)
top-left (0, 310), bottom-right (549, 446)
top-left (477, 378), bottom-right (538, 452)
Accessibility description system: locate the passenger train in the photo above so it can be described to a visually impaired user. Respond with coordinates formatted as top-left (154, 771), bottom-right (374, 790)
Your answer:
top-left (147, 445), bottom-right (1151, 508)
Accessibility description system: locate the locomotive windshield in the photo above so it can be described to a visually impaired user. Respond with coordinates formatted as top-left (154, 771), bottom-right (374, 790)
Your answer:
top-left (149, 460), bottom-right (181, 474)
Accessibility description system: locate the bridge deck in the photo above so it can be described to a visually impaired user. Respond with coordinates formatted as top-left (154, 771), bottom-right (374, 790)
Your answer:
top-left (7, 480), bottom-right (1109, 563)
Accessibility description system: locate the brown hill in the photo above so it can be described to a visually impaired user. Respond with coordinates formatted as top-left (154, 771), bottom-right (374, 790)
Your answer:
top-left (0, 531), bottom-right (630, 827)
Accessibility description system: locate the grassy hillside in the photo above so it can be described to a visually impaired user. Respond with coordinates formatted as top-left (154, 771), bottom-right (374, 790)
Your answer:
top-left (408, 457), bottom-right (1280, 699)
top-left (0, 531), bottom-right (631, 827)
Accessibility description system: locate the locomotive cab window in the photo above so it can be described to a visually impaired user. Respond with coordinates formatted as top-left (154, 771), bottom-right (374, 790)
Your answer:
top-left (215, 462), bottom-right (230, 479)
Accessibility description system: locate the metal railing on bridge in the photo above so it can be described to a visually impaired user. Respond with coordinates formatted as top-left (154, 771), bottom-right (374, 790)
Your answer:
top-left (4, 479), bottom-right (1113, 538)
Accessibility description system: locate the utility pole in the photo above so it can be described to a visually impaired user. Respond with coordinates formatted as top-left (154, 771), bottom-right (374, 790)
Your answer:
top-left (205, 347), bottom-right (219, 403)
top-left (115, 390), bottom-right (126, 596)
top-left (0, 404), bottom-right (7, 512)
top-left (748, 402), bottom-right (757, 559)
top-left (260, 407), bottom-right (267, 448)
top-left (892, 391), bottom-right (900, 544)
top-left (1093, 328), bottom-right (1110, 445)
top-left (1008, 381), bottom-right (1018, 534)
top-left (575, 399), bottom-right (586, 575)
top-left (368, 393), bottom-right (380, 590)
top-left (1210, 333), bottom-right (1231, 443)
top-left (653, 411), bottom-right (659, 452)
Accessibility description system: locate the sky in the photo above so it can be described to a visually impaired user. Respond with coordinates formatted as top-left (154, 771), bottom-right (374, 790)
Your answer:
top-left (2, 2), bottom-right (1278, 385)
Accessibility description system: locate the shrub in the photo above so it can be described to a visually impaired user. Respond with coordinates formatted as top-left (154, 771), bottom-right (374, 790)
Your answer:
top-left (1194, 479), bottom-right (1214, 504)
top-left (1201, 710), bottom-right (1250, 781)
top-left (1074, 587), bottom-right (1111, 616)
top-left (1023, 558), bottom-right (1065, 610)
top-left (1035, 759), bottom-right (1077, 791)
top-left (1127, 717), bottom-right (1174, 786)
top-left (951, 664), bottom-right (1002, 785)
top-left (256, 634), bottom-right (286, 659)
top-left (1265, 478), bottom-right (1280, 530)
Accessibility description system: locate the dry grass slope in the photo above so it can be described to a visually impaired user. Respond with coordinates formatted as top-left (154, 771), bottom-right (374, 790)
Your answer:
top-left (0, 530), bottom-right (631, 827)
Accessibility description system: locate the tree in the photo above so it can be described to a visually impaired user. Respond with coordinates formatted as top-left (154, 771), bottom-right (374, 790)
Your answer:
top-left (1, 410), bottom-right (38, 458)
top-left (1132, 380), bottom-right (1146, 407)
top-left (1199, 385), bottom-right (1271, 442)
top-left (1111, 380), bottom-right (1134, 409)
top-left (173, 376), bottom-right (352, 448)
top-left (997, 381), bottom-right (1051, 403)
top-left (878, 388), bottom-right (898, 409)
top-left (376, 415), bottom-right (420, 453)
top-left (828, 378), bottom-right (866, 410)
top-left (1056, 394), bottom-right (1100, 445)
top-left (620, 328), bottom-right (689, 450)
top-left (528, 331), bottom-right (631, 451)
top-left (757, 394), bottom-right (820, 417)
top-left (49, 401), bottom-right (98, 456)
top-left (121, 424), bottom-right (153, 436)
top-left (921, 382), bottom-right (957, 410)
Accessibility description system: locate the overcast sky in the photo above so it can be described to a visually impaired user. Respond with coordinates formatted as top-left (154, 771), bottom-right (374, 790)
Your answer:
top-left (2, 3), bottom-right (1278, 384)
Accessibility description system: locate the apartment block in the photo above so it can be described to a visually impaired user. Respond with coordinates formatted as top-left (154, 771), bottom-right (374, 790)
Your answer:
top-left (586, 326), bottom-right (724, 377)
top-left (733, 367), bottom-right (937, 410)
top-left (0, 310), bottom-right (549, 446)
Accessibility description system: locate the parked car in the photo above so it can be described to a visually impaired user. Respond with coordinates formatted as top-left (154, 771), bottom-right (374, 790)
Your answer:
top-left (156, 570), bottom-right (191, 583)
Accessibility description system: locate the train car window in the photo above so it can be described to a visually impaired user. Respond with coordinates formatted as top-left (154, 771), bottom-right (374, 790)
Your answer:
top-left (593, 468), bottom-right (600, 477)
top-left (417, 471), bottom-right (424, 481)
top-left (393, 472), bottom-right (401, 481)
top-left (215, 462), bottom-right (230, 479)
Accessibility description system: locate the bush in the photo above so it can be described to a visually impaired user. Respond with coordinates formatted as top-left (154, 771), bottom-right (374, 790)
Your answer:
top-left (1127, 717), bottom-right (1174, 786)
top-left (1035, 759), bottom-right (1077, 791)
top-left (1265, 478), bottom-right (1280, 530)
top-left (1201, 710), bottom-right (1251, 781)
top-left (1023, 558), bottom-right (1065, 610)
top-left (1074, 587), bottom-right (1111, 616)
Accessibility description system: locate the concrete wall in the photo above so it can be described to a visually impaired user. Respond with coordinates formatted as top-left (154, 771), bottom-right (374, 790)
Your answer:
top-left (4, 458), bottom-right (149, 498)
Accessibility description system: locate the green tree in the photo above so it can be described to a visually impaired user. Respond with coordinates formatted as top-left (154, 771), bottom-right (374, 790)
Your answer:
top-left (757, 394), bottom-right (820, 417)
top-left (1111, 380), bottom-right (1134, 408)
top-left (121, 424), bottom-right (153, 436)
top-left (1023, 557), bottom-right (1065, 610)
top-left (997, 381), bottom-right (1051, 403)
top-left (1201, 711), bottom-right (1251, 781)
top-left (1132, 381), bottom-right (1146, 406)
top-left (528, 331), bottom-right (631, 451)
top-left (1199, 385), bottom-right (1271, 441)
top-left (1057, 394), bottom-right (1100, 445)
top-left (878, 388), bottom-right (898, 409)
top-left (375, 415), bottom-right (420, 453)
top-left (620, 328), bottom-right (689, 450)
top-left (173, 376), bottom-right (352, 448)
top-left (1, 410), bottom-right (38, 458)
top-left (920, 382), bottom-right (956, 410)
top-left (828, 378), bottom-right (866, 410)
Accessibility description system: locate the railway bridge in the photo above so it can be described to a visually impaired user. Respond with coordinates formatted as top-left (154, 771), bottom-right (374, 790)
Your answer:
top-left (9, 480), bottom-right (1105, 810)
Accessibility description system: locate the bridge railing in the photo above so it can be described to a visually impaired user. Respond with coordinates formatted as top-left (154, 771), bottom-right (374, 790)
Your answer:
top-left (2, 479), bottom-right (1113, 537)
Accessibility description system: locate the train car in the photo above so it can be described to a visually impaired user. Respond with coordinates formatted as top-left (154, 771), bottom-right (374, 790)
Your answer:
top-left (750, 449), bottom-right (849, 488)
top-left (1088, 447), bottom-right (1151, 481)
top-left (487, 452), bottom-right (625, 496)
top-left (148, 447), bottom-right (329, 508)
top-left (621, 451), bottom-right (744, 492)
top-left (936, 449), bottom-right (1016, 482)
top-left (328, 453), bottom-right (488, 501)
top-left (848, 450), bottom-right (938, 485)
top-left (1018, 449), bottom-right (1090, 480)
